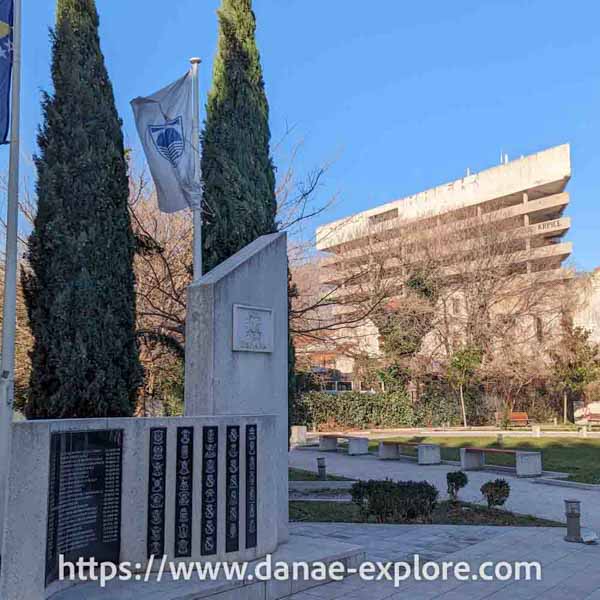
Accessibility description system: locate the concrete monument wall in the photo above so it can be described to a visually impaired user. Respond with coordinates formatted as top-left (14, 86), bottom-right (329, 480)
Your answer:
top-left (1, 415), bottom-right (277, 600)
top-left (184, 232), bottom-right (289, 544)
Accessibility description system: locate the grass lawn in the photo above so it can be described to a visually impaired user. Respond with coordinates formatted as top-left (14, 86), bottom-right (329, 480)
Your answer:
top-left (369, 436), bottom-right (600, 484)
top-left (289, 500), bottom-right (563, 527)
top-left (288, 467), bottom-right (352, 482)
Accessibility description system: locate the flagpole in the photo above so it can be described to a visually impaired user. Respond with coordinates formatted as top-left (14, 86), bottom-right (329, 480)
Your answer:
top-left (190, 57), bottom-right (202, 281)
top-left (0, 0), bottom-right (22, 546)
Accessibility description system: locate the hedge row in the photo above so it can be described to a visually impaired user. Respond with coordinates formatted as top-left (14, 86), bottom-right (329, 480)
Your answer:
top-left (292, 391), bottom-right (413, 430)
top-left (292, 387), bottom-right (478, 430)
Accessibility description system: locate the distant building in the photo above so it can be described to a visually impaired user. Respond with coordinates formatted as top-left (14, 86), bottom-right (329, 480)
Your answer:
top-left (317, 144), bottom-right (572, 288)
top-left (308, 144), bottom-right (577, 387)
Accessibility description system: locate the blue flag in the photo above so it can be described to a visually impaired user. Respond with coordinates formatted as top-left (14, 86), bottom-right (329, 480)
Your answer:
top-left (0, 0), bottom-right (13, 145)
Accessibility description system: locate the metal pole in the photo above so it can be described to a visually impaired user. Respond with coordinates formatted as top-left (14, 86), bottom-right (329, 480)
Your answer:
top-left (0, 0), bottom-right (22, 547)
top-left (190, 57), bottom-right (202, 281)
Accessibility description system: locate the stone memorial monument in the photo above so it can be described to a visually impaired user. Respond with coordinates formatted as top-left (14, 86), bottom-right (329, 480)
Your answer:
top-left (184, 232), bottom-right (289, 546)
top-left (0, 233), bottom-right (361, 600)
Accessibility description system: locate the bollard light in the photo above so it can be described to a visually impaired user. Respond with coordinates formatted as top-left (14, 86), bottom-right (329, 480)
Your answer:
top-left (564, 499), bottom-right (582, 543)
top-left (317, 456), bottom-right (327, 480)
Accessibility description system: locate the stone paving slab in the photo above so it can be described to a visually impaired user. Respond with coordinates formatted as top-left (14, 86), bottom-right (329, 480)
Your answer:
top-left (287, 524), bottom-right (600, 599)
top-left (51, 532), bottom-right (364, 600)
top-left (289, 448), bottom-right (600, 530)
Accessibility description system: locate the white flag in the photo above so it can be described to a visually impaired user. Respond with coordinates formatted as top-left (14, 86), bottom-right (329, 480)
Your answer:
top-left (131, 72), bottom-right (202, 213)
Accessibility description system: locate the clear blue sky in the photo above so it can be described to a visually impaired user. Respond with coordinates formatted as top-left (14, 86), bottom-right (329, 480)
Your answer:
top-left (8, 0), bottom-right (600, 271)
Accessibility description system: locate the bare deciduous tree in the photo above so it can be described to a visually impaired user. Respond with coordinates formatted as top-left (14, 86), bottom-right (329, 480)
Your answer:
top-left (305, 205), bottom-right (574, 412)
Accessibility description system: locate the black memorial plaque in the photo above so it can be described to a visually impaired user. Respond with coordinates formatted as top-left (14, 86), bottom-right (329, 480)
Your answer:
top-left (201, 426), bottom-right (218, 555)
top-left (245, 424), bottom-right (258, 549)
top-left (225, 425), bottom-right (240, 553)
top-left (147, 427), bottom-right (167, 558)
top-left (174, 427), bottom-right (194, 557)
top-left (45, 429), bottom-right (123, 586)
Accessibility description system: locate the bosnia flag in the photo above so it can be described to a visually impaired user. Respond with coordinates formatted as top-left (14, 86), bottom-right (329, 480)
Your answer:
top-left (0, 0), bottom-right (12, 145)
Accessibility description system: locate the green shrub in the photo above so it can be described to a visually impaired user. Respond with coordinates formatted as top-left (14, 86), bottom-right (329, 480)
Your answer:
top-left (498, 408), bottom-right (512, 430)
top-left (446, 471), bottom-right (468, 501)
top-left (526, 394), bottom-right (560, 424)
top-left (350, 479), bottom-right (438, 523)
top-left (414, 378), bottom-right (486, 426)
top-left (413, 379), bottom-right (458, 427)
top-left (480, 479), bottom-right (510, 508)
top-left (291, 382), bottom-right (489, 430)
top-left (292, 391), bottom-right (415, 430)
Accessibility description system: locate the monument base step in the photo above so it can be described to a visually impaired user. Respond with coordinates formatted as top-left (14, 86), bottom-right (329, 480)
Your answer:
top-left (50, 534), bottom-right (365, 600)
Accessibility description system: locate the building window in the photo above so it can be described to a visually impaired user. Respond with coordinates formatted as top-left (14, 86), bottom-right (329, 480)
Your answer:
top-left (359, 381), bottom-right (373, 393)
top-left (452, 298), bottom-right (461, 315)
top-left (535, 317), bottom-right (544, 343)
top-left (323, 381), bottom-right (353, 393)
top-left (369, 208), bottom-right (398, 226)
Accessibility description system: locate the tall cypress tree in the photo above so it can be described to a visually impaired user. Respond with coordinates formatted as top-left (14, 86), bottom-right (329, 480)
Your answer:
top-left (22, 0), bottom-right (142, 418)
top-left (202, 0), bottom-right (296, 433)
top-left (201, 0), bottom-right (277, 272)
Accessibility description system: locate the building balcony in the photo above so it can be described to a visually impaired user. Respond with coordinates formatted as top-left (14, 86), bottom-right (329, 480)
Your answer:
top-left (321, 193), bottom-right (570, 270)
top-left (320, 216), bottom-right (571, 285)
top-left (317, 144), bottom-right (571, 252)
top-left (322, 242), bottom-right (573, 299)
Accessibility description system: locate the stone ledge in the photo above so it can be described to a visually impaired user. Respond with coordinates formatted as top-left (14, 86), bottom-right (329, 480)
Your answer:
top-left (50, 534), bottom-right (365, 600)
top-left (531, 478), bottom-right (600, 491)
top-left (288, 481), bottom-right (357, 491)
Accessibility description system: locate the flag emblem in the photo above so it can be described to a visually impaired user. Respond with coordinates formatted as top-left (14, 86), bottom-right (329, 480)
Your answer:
top-left (131, 72), bottom-right (202, 212)
top-left (149, 116), bottom-right (185, 167)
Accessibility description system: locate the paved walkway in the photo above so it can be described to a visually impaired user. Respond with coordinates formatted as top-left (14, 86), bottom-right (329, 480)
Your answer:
top-left (288, 523), bottom-right (600, 599)
top-left (289, 448), bottom-right (600, 530)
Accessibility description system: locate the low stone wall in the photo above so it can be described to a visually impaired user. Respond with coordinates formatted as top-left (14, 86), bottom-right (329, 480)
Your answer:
top-left (1, 415), bottom-right (277, 600)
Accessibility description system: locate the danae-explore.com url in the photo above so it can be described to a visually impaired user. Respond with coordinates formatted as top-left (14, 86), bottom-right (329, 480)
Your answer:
top-left (59, 554), bottom-right (542, 588)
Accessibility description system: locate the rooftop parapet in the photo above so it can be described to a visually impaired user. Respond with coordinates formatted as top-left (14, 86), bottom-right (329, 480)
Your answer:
top-left (316, 144), bottom-right (571, 251)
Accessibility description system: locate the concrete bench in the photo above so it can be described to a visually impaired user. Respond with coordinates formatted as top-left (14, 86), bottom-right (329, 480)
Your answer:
top-left (290, 425), bottom-right (308, 446)
top-left (460, 446), bottom-right (542, 477)
top-left (318, 434), bottom-right (369, 455)
top-left (378, 440), bottom-right (441, 465)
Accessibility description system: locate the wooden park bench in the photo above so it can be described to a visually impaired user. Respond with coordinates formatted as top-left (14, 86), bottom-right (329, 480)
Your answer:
top-left (510, 412), bottom-right (530, 426)
top-left (494, 411), bottom-right (530, 427)
top-left (460, 446), bottom-right (542, 477)
top-left (378, 440), bottom-right (441, 465)
top-left (318, 433), bottom-right (369, 455)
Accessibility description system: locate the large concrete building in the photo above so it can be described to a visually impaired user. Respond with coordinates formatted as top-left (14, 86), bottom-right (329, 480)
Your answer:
top-left (309, 144), bottom-right (577, 390)
top-left (317, 144), bottom-right (573, 286)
